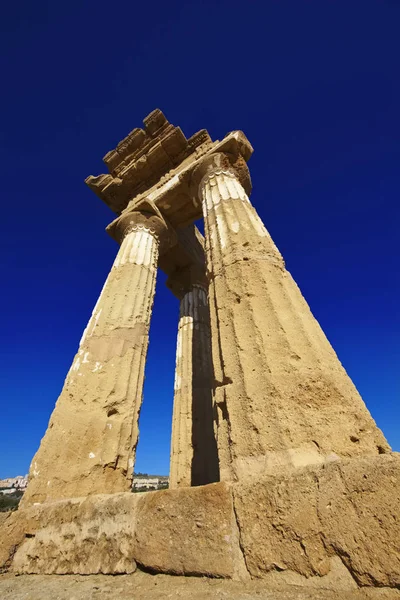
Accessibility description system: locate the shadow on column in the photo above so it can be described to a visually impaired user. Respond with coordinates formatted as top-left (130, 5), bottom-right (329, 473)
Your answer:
top-left (188, 297), bottom-right (220, 486)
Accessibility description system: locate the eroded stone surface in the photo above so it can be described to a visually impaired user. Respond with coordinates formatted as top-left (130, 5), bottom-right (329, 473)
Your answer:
top-left (2, 455), bottom-right (399, 589)
top-left (197, 160), bottom-right (390, 482)
top-left (86, 109), bottom-right (253, 229)
top-left (234, 454), bottom-right (400, 588)
top-left (319, 455), bottom-right (400, 587)
top-left (169, 277), bottom-right (219, 488)
top-left (4, 483), bottom-right (236, 579)
top-left (133, 482), bottom-right (236, 577)
top-left (13, 111), bottom-right (397, 594)
top-left (12, 494), bottom-right (139, 575)
top-left (22, 213), bottom-right (166, 506)
top-left (85, 109), bottom-right (214, 215)
top-left (0, 505), bottom-right (42, 573)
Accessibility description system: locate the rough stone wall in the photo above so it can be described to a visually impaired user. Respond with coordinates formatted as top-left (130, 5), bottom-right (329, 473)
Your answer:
top-left (233, 454), bottom-right (400, 588)
top-left (1, 455), bottom-right (399, 589)
top-left (3, 483), bottom-right (237, 579)
top-left (169, 285), bottom-right (219, 488)
top-left (22, 229), bottom-right (159, 505)
top-left (200, 167), bottom-right (390, 482)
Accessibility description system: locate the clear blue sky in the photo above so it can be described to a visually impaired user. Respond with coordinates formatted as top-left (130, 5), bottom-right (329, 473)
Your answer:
top-left (0, 1), bottom-right (399, 478)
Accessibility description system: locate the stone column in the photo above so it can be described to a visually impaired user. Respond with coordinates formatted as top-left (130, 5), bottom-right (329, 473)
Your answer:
top-left (169, 268), bottom-right (219, 488)
top-left (195, 153), bottom-right (390, 482)
top-left (23, 210), bottom-right (171, 505)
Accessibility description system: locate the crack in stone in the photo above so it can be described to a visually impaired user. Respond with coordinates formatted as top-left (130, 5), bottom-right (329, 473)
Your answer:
top-left (231, 488), bottom-right (251, 579)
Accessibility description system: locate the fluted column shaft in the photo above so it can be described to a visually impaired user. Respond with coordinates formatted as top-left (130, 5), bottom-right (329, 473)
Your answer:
top-left (169, 284), bottom-right (219, 488)
top-left (198, 165), bottom-right (390, 482)
top-left (23, 214), bottom-right (166, 505)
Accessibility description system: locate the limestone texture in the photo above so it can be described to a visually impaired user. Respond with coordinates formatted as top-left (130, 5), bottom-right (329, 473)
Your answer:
top-left (234, 454), bottom-right (400, 588)
top-left (85, 109), bottom-right (253, 229)
top-left (23, 214), bottom-right (165, 506)
top-left (197, 157), bottom-right (390, 482)
top-left (0, 503), bottom-right (42, 573)
top-left (2, 455), bottom-right (399, 589)
top-left (3, 483), bottom-right (237, 579)
top-left (169, 282), bottom-right (219, 488)
top-left (133, 482), bottom-right (237, 577)
top-left (12, 494), bottom-right (140, 575)
top-left (11, 111), bottom-right (397, 594)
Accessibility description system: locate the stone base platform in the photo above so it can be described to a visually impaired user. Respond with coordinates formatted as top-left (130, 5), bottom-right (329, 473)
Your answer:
top-left (1, 455), bottom-right (399, 592)
top-left (2, 572), bottom-right (400, 600)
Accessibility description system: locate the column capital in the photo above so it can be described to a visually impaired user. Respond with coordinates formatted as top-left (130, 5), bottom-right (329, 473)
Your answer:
top-left (167, 264), bottom-right (208, 300)
top-left (106, 200), bottom-right (176, 254)
top-left (191, 152), bottom-right (252, 200)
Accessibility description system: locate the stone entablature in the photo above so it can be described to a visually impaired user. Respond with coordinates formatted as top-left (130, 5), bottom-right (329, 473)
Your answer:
top-left (85, 109), bottom-right (214, 214)
top-left (85, 110), bottom-right (253, 229)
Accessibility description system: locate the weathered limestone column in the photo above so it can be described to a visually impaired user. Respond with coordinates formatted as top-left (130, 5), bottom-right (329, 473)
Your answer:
top-left (23, 210), bottom-right (171, 505)
top-left (195, 153), bottom-right (391, 482)
top-left (169, 268), bottom-right (219, 488)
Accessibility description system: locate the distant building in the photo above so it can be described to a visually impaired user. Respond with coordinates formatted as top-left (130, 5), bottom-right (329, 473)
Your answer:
top-left (0, 475), bottom-right (28, 491)
top-left (132, 476), bottom-right (169, 491)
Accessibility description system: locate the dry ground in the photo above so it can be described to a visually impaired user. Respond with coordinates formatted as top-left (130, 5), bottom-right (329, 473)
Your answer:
top-left (1, 572), bottom-right (399, 600)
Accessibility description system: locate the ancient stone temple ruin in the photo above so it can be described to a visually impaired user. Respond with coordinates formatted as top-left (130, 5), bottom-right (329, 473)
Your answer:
top-left (1, 110), bottom-right (399, 590)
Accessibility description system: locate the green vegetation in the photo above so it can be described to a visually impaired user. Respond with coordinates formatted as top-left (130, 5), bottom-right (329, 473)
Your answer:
top-left (0, 490), bottom-right (23, 512)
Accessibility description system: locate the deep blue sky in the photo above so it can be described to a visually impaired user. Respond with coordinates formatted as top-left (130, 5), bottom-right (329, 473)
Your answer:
top-left (1, 1), bottom-right (399, 478)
